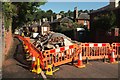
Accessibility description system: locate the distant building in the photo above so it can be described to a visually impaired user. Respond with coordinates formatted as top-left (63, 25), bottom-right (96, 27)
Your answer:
top-left (110, 0), bottom-right (119, 8)
top-left (90, 0), bottom-right (120, 42)
top-left (56, 14), bottom-right (62, 19)
top-left (74, 7), bottom-right (90, 30)
top-left (43, 18), bottom-right (48, 22)
top-left (41, 21), bottom-right (50, 35)
top-left (50, 17), bottom-right (73, 31)
top-left (76, 13), bottom-right (90, 29)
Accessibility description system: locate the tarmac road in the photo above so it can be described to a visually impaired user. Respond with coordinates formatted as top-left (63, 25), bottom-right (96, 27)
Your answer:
top-left (53, 61), bottom-right (119, 78)
top-left (2, 37), bottom-right (119, 80)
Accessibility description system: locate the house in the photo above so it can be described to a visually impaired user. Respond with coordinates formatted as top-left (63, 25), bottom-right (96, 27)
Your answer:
top-left (74, 7), bottom-right (90, 30)
top-left (76, 13), bottom-right (90, 29)
top-left (41, 21), bottom-right (50, 35)
top-left (50, 17), bottom-right (74, 32)
top-left (90, 0), bottom-right (120, 42)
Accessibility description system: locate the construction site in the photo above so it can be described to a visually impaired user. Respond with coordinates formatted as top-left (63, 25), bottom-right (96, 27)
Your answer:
top-left (1, 1), bottom-right (120, 80)
top-left (2, 25), bottom-right (120, 79)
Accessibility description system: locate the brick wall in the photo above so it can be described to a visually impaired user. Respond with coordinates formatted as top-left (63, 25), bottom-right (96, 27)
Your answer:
top-left (4, 30), bottom-right (13, 58)
top-left (77, 19), bottom-right (90, 29)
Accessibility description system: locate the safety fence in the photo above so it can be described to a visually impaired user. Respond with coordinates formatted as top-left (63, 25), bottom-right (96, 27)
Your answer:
top-left (111, 43), bottom-right (120, 59)
top-left (15, 35), bottom-right (120, 71)
top-left (15, 35), bottom-right (45, 69)
top-left (42, 44), bottom-right (79, 69)
top-left (80, 43), bottom-right (111, 60)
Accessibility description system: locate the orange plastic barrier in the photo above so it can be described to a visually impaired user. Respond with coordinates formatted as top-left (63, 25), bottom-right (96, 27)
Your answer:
top-left (15, 35), bottom-right (119, 71)
top-left (15, 35), bottom-right (44, 69)
top-left (15, 35), bottom-right (80, 69)
top-left (111, 43), bottom-right (120, 59)
top-left (80, 43), bottom-right (110, 60)
top-left (42, 44), bottom-right (79, 69)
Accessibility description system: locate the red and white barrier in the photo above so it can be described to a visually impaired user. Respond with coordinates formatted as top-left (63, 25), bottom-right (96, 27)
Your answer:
top-left (113, 43), bottom-right (120, 47)
top-left (50, 45), bottom-right (74, 53)
top-left (84, 43), bottom-right (107, 47)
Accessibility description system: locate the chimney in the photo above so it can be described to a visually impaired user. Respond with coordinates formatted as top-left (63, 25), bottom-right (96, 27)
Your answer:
top-left (109, 0), bottom-right (119, 8)
top-left (51, 16), bottom-right (53, 22)
top-left (74, 7), bottom-right (78, 19)
top-left (39, 19), bottom-right (41, 26)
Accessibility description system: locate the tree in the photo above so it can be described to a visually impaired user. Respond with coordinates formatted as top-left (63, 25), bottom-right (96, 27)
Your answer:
top-left (92, 11), bottom-right (116, 31)
top-left (45, 9), bottom-right (53, 21)
top-left (109, 11), bottom-right (116, 28)
top-left (59, 11), bottom-right (65, 17)
top-left (2, 2), bottom-right (46, 32)
top-left (78, 10), bottom-right (83, 13)
top-left (12, 2), bottom-right (46, 32)
top-left (2, 2), bottom-right (17, 30)
top-left (83, 10), bottom-right (89, 13)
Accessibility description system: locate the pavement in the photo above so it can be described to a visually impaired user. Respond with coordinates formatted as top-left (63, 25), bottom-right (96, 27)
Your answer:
top-left (2, 38), bottom-right (44, 79)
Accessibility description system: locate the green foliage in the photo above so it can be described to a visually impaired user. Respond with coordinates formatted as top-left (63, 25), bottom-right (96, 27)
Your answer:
top-left (72, 22), bottom-right (84, 28)
top-left (55, 22), bottom-right (84, 33)
top-left (59, 9), bottom-right (90, 18)
top-left (2, 2), bottom-right (46, 31)
top-left (109, 11), bottom-right (116, 28)
top-left (92, 11), bottom-right (116, 31)
top-left (2, 2), bottom-right (16, 30)
top-left (2, 2), bottom-right (16, 18)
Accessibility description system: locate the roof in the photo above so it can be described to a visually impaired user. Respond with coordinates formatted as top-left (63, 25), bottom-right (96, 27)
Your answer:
top-left (41, 21), bottom-right (50, 27)
top-left (60, 17), bottom-right (73, 23)
top-left (90, 5), bottom-right (110, 14)
top-left (77, 13), bottom-right (90, 20)
top-left (53, 18), bottom-right (62, 22)
top-left (53, 17), bottom-right (73, 23)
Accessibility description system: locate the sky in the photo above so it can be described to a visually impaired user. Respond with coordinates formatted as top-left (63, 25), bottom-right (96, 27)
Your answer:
top-left (39, 2), bottom-right (109, 13)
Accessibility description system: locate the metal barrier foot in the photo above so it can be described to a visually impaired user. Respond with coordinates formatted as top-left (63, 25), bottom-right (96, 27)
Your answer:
top-left (46, 65), bottom-right (59, 76)
top-left (86, 57), bottom-right (89, 64)
top-left (31, 69), bottom-right (37, 73)
top-left (111, 61), bottom-right (118, 64)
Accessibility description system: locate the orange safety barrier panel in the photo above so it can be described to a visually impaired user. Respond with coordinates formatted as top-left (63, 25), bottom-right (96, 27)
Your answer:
top-left (80, 43), bottom-right (110, 60)
top-left (111, 43), bottom-right (120, 59)
top-left (15, 35), bottom-right (80, 70)
top-left (15, 35), bottom-right (120, 70)
top-left (15, 35), bottom-right (44, 69)
top-left (42, 44), bottom-right (79, 69)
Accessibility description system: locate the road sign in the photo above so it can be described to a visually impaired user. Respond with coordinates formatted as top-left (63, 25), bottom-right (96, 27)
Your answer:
top-left (115, 28), bottom-right (119, 36)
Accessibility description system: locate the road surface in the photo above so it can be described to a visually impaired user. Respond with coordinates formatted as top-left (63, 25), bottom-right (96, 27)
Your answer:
top-left (2, 37), bottom-right (119, 80)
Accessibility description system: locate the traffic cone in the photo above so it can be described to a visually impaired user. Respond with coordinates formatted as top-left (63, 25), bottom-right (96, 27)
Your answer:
top-left (36, 58), bottom-right (42, 74)
top-left (110, 49), bottom-right (118, 64)
top-left (75, 53), bottom-right (85, 68)
top-left (31, 56), bottom-right (37, 73)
